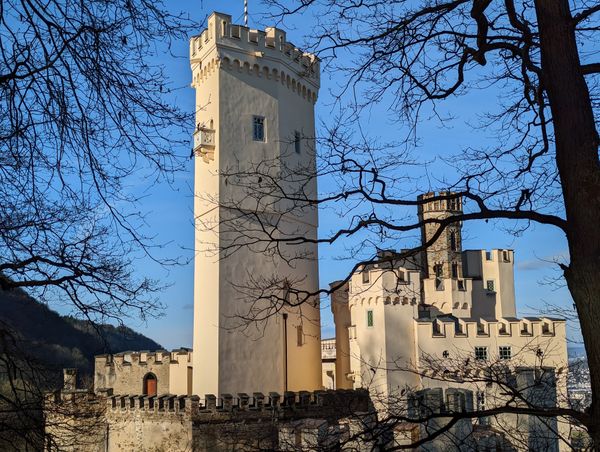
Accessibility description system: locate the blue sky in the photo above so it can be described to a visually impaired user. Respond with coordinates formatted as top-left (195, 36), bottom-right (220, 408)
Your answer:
top-left (121, 0), bottom-right (579, 349)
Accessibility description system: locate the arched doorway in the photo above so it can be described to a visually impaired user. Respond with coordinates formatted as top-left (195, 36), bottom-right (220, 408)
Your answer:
top-left (143, 373), bottom-right (157, 397)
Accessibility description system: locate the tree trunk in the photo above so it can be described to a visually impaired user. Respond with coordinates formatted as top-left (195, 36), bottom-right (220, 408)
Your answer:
top-left (534, 0), bottom-right (600, 441)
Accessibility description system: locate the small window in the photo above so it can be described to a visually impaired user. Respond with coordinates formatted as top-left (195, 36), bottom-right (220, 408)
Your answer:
top-left (450, 231), bottom-right (457, 251)
top-left (297, 325), bottom-right (304, 346)
top-left (398, 271), bottom-right (405, 282)
top-left (485, 251), bottom-right (493, 261)
top-left (457, 279), bottom-right (466, 291)
top-left (366, 310), bottom-right (374, 327)
top-left (542, 323), bottom-right (551, 334)
top-left (433, 263), bottom-right (443, 277)
top-left (502, 250), bottom-right (510, 262)
top-left (486, 280), bottom-right (495, 292)
top-left (499, 346), bottom-right (512, 360)
top-left (475, 346), bottom-right (488, 360)
top-left (252, 116), bottom-right (265, 141)
top-left (294, 131), bottom-right (301, 154)
top-left (362, 270), bottom-right (370, 284)
top-left (451, 262), bottom-right (459, 278)
top-left (348, 281), bottom-right (352, 293)
top-left (442, 350), bottom-right (450, 358)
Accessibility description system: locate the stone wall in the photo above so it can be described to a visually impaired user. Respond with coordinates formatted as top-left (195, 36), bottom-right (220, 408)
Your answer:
top-left (45, 375), bottom-right (375, 452)
top-left (94, 349), bottom-right (192, 396)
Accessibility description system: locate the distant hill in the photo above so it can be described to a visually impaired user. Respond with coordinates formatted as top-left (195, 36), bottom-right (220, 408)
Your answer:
top-left (0, 287), bottom-right (162, 378)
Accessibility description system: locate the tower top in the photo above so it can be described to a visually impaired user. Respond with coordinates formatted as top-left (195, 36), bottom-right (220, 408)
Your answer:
top-left (417, 191), bottom-right (462, 214)
top-left (190, 12), bottom-right (320, 89)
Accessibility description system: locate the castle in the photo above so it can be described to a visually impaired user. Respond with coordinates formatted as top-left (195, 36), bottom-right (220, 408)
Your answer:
top-left (44, 12), bottom-right (569, 451)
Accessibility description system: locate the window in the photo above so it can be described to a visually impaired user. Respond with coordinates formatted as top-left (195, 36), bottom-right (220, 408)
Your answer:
top-left (475, 346), bottom-right (488, 360)
top-left (398, 271), bottom-right (405, 282)
top-left (442, 350), bottom-right (450, 358)
top-left (367, 310), bottom-right (374, 327)
top-left (457, 279), bottom-right (466, 291)
top-left (433, 263), bottom-right (443, 277)
top-left (486, 280), bottom-right (495, 292)
top-left (252, 116), bottom-right (265, 141)
top-left (502, 250), bottom-right (510, 262)
top-left (476, 391), bottom-right (485, 410)
top-left (451, 262), bottom-right (459, 278)
top-left (362, 270), bottom-right (370, 284)
top-left (348, 281), bottom-right (352, 293)
top-left (450, 231), bottom-right (457, 251)
top-left (294, 131), bottom-right (301, 154)
top-left (499, 346), bottom-right (512, 360)
top-left (448, 197), bottom-right (459, 211)
top-left (485, 251), bottom-right (493, 261)
top-left (476, 391), bottom-right (489, 425)
top-left (297, 325), bottom-right (304, 346)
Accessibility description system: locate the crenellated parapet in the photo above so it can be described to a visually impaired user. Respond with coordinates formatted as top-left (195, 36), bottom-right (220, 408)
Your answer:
top-left (107, 394), bottom-right (198, 417)
top-left (189, 12), bottom-right (319, 102)
top-left (415, 316), bottom-right (565, 340)
top-left (105, 389), bottom-right (371, 422)
top-left (94, 348), bottom-right (193, 396)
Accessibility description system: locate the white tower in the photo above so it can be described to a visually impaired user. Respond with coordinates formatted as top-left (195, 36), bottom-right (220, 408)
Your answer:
top-left (189, 13), bottom-right (322, 396)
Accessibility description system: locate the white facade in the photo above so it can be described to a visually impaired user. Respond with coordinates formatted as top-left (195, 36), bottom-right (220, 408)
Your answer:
top-left (190, 13), bottom-right (322, 396)
top-left (331, 193), bottom-right (569, 446)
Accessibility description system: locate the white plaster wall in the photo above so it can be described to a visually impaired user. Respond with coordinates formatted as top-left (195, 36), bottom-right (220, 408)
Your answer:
top-left (191, 13), bottom-right (321, 396)
top-left (466, 249), bottom-right (516, 319)
top-left (346, 267), bottom-right (422, 402)
top-left (169, 351), bottom-right (193, 395)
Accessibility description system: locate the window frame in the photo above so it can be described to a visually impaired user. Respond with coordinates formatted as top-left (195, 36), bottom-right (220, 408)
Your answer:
top-left (366, 310), bottom-right (374, 328)
top-left (499, 346), bottom-right (512, 360)
top-left (486, 279), bottom-right (495, 292)
top-left (297, 325), bottom-right (304, 346)
top-left (252, 115), bottom-right (266, 142)
top-left (451, 262), bottom-right (459, 278)
top-left (362, 270), bottom-right (370, 284)
top-left (474, 346), bottom-right (488, 360)
top-left (294, 130), bottom-right (301, 154)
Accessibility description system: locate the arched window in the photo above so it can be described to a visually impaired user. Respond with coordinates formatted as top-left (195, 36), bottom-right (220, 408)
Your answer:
top-left (143, 373), bottom-right (157, 397)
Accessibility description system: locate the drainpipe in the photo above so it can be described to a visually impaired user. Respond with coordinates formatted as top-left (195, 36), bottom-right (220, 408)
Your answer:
top-left (283, 313), bottom-right (288, 392)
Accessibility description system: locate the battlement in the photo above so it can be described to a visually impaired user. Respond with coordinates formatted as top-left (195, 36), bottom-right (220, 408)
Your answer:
top-left (418, 191), bottom-right (463, 214)
top-left (190, 12), bottom-right (319, 95)
top-left (415, 316), bottom-right (565, 340)
top-left (106, 389), bottom-right (369, 418)
top-left (95, 348), bottom-right (192, 368)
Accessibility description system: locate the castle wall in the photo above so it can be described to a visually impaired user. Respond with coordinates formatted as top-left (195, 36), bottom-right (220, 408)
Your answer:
top-left (46, 384), bottom-right (374, 452)
top-left (94, 350), bottom-right (192, 396)
top-left (343, 266), bottom-right (422, 402)
top-left (464, 249), bottom-right (516, 319)
top-left (331, 281), bottom-right (353, 390)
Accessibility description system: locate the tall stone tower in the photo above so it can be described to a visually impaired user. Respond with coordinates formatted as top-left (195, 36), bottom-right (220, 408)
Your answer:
top-left (417, 192), bottom-right (472, 315)
top-left (417, 191), bottom-right (463, 279)
top-left (189, 13), bottom-right (322, 396)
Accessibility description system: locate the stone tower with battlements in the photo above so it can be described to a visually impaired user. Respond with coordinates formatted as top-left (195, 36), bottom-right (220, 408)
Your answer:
top-left (189, 12), bottom-right (322, 396)
top-left (417, 191), bottom-right (463, 280)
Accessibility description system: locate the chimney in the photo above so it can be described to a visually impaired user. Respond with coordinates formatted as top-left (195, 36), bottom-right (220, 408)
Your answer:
top-left (63, 368), bottom-right (77, 392)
